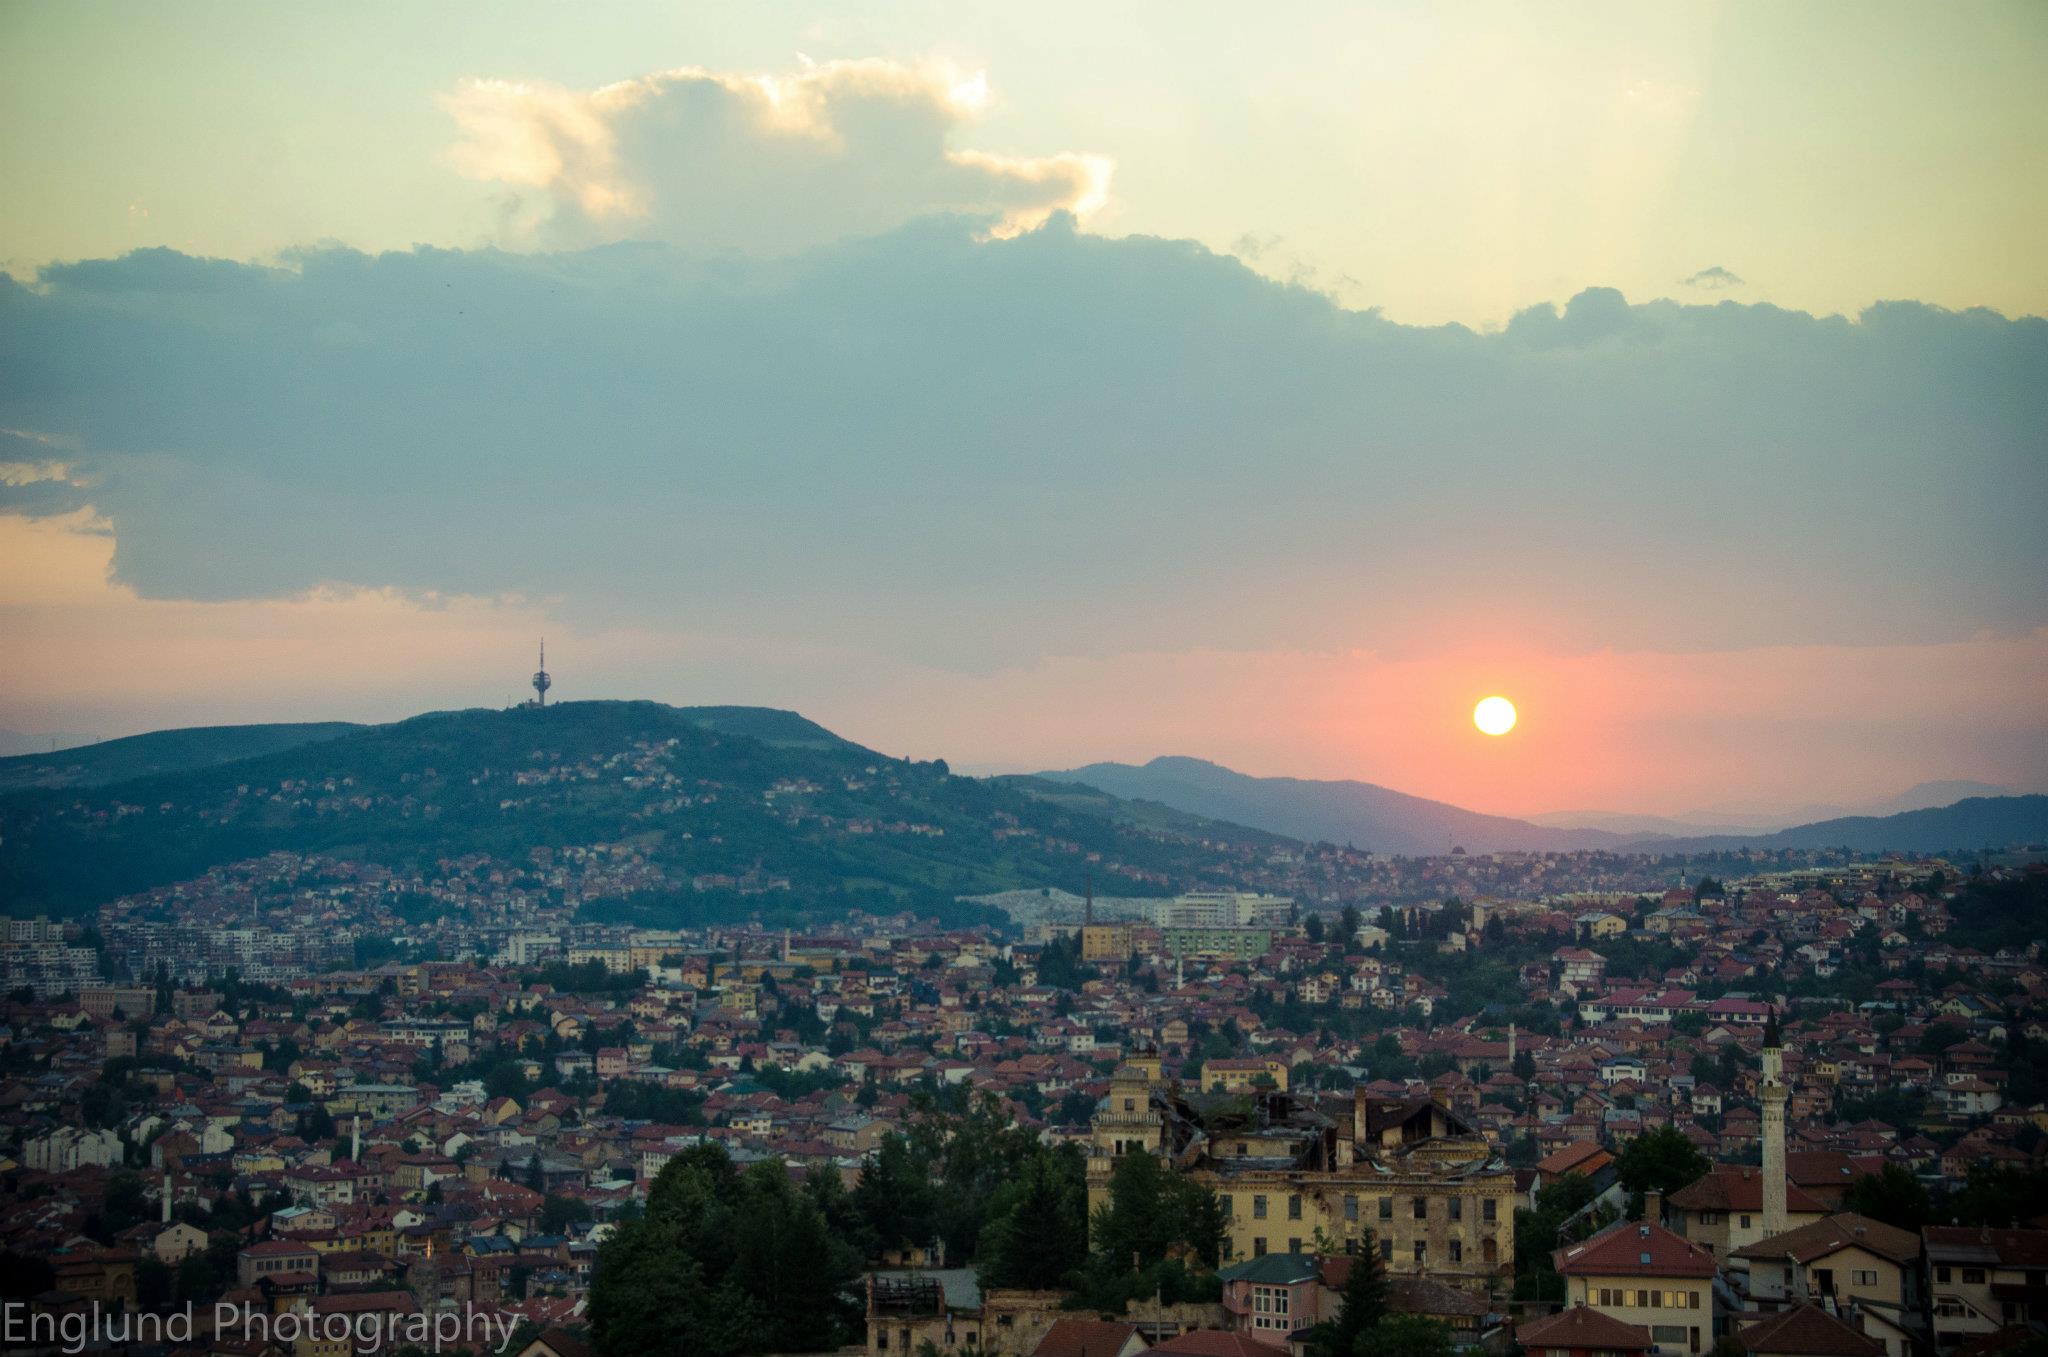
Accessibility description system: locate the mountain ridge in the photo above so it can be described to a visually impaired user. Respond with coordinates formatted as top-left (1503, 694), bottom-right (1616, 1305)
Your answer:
top-left (1038, 755), bottom-right (1638, 855)
top-left (1040, 755), bottom-right (2048, 858)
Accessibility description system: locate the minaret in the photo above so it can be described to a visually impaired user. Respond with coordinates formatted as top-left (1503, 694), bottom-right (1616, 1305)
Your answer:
top-left (531, 639), bottom-right (552, 708)
top-left (162, 1169), bottom-right (173, 1224)
top-left (351, 1113), bottom-right (362, 1164)
top-left (1760, 1008), bottom-right (1788, 1239)
top-left (1508, 1022), bottom-right (1517, 1067)
top-left (782, 928), bottom-right (792, 964)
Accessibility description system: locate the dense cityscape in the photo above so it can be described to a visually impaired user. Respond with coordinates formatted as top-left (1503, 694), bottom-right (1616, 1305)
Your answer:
top-left (2, 715), bottom-right (2046, 1357)
top-left (5, 3), bottom-right (2045, 1356)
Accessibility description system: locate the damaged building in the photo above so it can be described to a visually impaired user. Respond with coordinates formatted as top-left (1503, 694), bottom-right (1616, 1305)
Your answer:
top-left (1090, 1052), bottom-right (1515, 1299)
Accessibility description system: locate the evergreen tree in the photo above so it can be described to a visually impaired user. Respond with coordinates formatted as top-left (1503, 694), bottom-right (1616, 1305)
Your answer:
top-left (1309, 1235), bottom-right (1388, 1357)
top-left (977, 1146), bottom-right (1088, 1290)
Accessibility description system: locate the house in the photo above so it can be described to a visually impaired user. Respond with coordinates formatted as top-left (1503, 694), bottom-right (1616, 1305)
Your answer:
top-left (1733, 1304), bottom-right (1883, 1357)
top-left (1923, 1226), bottom-right (2048, 1349)
top-left (1554, 1219), bottom-right (1717, 1357)
top-left (1729, 1214), bottom-right (1919, 1353)
top-left (1200, 1057), bottom-right (1289, 1094)
top-left (1666, 1166), bottom-right (1829, 1259)
top-left (1517, 1304), bottom-right (1654, 1357)
top-left (1217, 1252), bottom-right (1321, 1343)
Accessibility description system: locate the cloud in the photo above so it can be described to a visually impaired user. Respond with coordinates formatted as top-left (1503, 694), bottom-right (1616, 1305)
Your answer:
top-left (441, 60), bottom-right (1112, 251)
top-left (1682, 265), bottom-right (1745, 290)
top-left (1, 224), bottom-right (2043, 681)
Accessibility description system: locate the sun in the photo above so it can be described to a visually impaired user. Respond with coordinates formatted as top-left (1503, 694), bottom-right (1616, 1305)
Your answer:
top-left (1473, 695), bottom-right (1517, 736)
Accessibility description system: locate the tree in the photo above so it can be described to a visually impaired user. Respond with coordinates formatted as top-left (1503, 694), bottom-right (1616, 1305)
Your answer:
top-left (1616, 1125), bottom-right (1709, 1205)
top-left (851, 1133), bottom-right (935, 1258)
top-left (1842, 1165), bottom-right (1933, 1233)
top-left (540, 1194), bottom-right (595, 1235)
top-left (1086, 1149), bottom-right (1225, 1273)
top-left (977, 1146), bottom-right (1088, 1291)
top-left (589, 1143), bottom-right (860, 1357)
top-left (1308, 1238), bottom-right (1388, 1357)
top-left (1305, 915), bottom-right (1326, 944)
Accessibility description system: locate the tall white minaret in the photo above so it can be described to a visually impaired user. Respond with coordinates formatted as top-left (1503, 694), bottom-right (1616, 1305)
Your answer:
top-left (162, 1169), bottom-right (173, 1224)
top-left (351, 1113), bottom-right (361, 1164)
top-left (1508, 1022), bottom-right (1517, 1066)
top-left (1761, 1009), bottom-right (1788, 1239)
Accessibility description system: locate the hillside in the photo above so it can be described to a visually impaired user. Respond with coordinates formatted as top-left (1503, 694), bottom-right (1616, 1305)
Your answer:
top-left (1650, 795), bottom-right (2048, 855)
top-left (0, 721), bottom-right (364, 792)
top-left (1038, 756), bottom-right (1632, 855)
top-left (0, 701), bottom-right (1283, 918)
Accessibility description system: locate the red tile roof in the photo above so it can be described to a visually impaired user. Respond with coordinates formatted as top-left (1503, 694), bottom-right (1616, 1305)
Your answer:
top-left (1517, 1305), bottom-right (1653, 1351)
top-left (1669, 1165), bottom-right (1829, 1215)
top-left (1735, 1303), bottom-right (1884, 1355)
top-left (1555, 1220), bottom-right (1717, 1279)
top-left (1031, 1317), bottom-right (1145, 1357)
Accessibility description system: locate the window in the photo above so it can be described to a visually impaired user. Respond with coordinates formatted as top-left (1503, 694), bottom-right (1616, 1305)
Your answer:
top-left (1482, 1198), bottom-right (1496, 1223)
top-left (1413, 1241), bottom-right (1427, 1262)
top-left (1288, 1195), bottom-right (1302, 1220)
top-left (1123, 1098), bottom-right (1134, 1111)
top-left (1449, 1197), bottom-right (1462, 1222)
top-left (1380, 1238), bottom-right (1393, 1261)
top-left (1414, 1197), bottom-right (1428, 1220)
top-left (1253, 1237), bottom-right (1267, 1257)
top-left (1449, 1240), bottom-right (1462, 1263)
top-left (1936, 1266), bottom-right (1952, 1284)
top-left (1345, 1196), bottom-right (1359, 1222)
top-left (1289, 1237), bottom-right (1302, 1254)
top-left (1740, 1215), bottom-right (1752, 1229)
top-left (1254, 1195), bottom-right (1268, 1220)
top-left (1852, 1270), bottom-right (1879, 1286)
top-left (1221, 1195), bottom-right (1233, 1219)
top-left (1964, 1269), bottom-right (1986, 1284)
top-left (1379, 1197), bottom-right (1393, 1220)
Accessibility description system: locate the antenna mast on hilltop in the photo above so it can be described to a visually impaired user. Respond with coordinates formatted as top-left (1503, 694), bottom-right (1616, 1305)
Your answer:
top-left (532, 639), bottom-right (552, 708)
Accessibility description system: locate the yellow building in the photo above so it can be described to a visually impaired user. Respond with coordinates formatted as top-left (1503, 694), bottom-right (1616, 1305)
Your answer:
top-left (1080, 923), bottom-right (1136, 963)
top-left (1556, 1220), bottom-right (1716, 1357)
top-left (1089, 1066), bottom-right (1514, 1299)
top-left (1200, 1057), bottom-right (1290, 1093)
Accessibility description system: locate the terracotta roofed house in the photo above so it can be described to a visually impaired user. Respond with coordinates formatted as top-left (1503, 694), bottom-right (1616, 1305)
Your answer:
top-left (1554, 1219), bottom-right (1716, 1357)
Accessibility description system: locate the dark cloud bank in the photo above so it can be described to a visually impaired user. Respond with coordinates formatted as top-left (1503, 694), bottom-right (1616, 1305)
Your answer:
top-left (3, 215), bottom-right (2043, 668)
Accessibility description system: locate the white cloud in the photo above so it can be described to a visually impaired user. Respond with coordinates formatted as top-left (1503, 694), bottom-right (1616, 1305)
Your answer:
top-left (441, 59), bottom-right (1112, 251)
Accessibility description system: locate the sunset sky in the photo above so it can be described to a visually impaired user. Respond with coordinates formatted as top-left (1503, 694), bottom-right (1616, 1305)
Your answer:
top-left (2, 1), bottom-right (2044, 818)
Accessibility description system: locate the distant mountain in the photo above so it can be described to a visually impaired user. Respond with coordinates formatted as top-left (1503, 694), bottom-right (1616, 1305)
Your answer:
top-left (0, 702), bottom-right (1283, 917)
top-left (1035, 756), bottom-right (1633, 855)
top-left (0, 721), bottom-right (365, 792)
top-left (1647, 795), bottom-right (2048, 855)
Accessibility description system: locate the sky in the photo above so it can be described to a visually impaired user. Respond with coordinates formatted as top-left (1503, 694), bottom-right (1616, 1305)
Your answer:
top-left (1, 0), bottom-right (2044, 818)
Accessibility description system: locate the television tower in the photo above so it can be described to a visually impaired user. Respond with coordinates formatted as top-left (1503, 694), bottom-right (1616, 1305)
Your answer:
top-left (532, 639), bottom-right (552, 708)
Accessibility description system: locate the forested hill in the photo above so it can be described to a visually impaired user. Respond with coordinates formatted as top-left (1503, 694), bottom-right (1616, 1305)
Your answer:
top-left (0, 721), bottom-right (364, 792)
top-left (0, 700), bottom-right (1281, 918)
